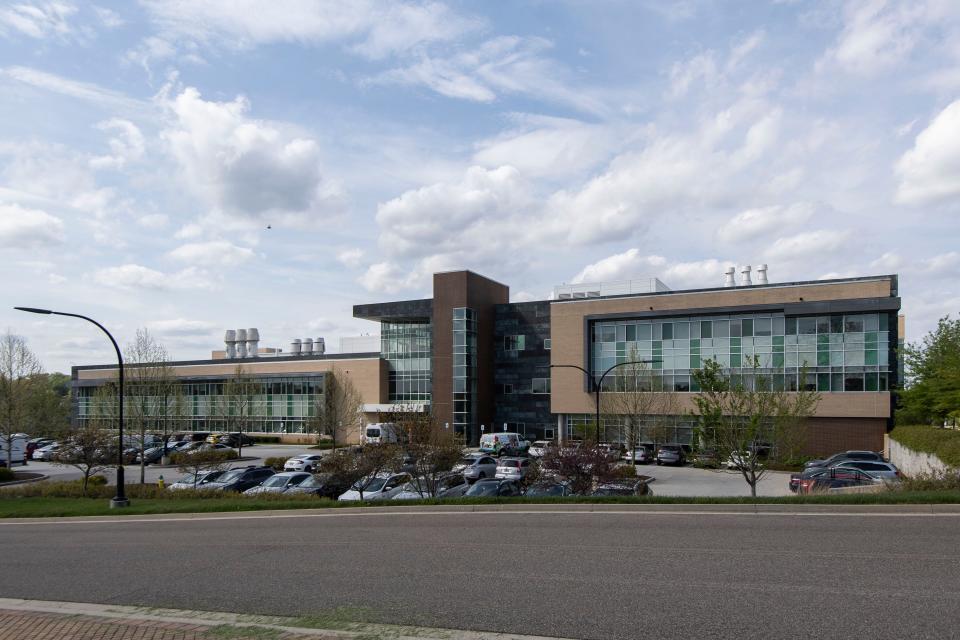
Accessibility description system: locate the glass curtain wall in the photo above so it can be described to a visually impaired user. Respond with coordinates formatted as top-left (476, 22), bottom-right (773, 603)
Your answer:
top-left (381, 321), bottom-right (432, 403)
top-left (452, 308), bottom-right (478, 442)
top-left (591, 312), bottom-right (894, 394)
top-left (77, 375), bottom-right (326, 434)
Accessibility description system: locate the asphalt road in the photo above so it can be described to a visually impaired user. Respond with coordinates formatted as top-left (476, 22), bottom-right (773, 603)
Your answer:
top-left (2, 508), bottom-right (958, 639)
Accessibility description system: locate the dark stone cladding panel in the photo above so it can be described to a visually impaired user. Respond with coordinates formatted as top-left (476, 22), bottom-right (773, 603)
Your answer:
top-left (353, 298), bottom-right (432, 321)
top-left (494, 300), bottom-right (552, 438)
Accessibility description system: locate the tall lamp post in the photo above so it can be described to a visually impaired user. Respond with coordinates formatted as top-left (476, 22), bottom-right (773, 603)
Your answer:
top-left (14, 307), bottom-right (129, 508)
top-left (550, 359), bottom-right (661, 444)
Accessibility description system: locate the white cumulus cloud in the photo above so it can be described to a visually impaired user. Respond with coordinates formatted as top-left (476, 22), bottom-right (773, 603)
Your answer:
top-left (0, 202), bottom-right (65, 248)
top-left (895, 99), bottom-right (960, 206)
top-left (167, 240), bottom-right (255, 267)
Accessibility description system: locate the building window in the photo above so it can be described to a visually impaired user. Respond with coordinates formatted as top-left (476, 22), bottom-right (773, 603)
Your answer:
top-left (503, 335), bottom-right (526, 351)
top-left (496, 383), bottom-right (515, 395)
top-left (543, 338), bottom-right (551, 350)
top-left (532, 378), bottom-right (551, 394)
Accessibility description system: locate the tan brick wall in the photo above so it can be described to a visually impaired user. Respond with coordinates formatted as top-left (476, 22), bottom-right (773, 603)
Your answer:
top-left (76, 357), bottom-right (388, 405)
top-left (550, 278), bottom-right (895, 416)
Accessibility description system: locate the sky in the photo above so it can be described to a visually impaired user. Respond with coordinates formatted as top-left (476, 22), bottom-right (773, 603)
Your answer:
top-left (1, 0), bottom-right (958, 373)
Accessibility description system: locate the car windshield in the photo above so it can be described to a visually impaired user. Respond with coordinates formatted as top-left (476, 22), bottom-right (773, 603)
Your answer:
top-left (352, 477), bottom-right (387, 491)
top-left (366, 428), bottom-right (380, 437)
top-left (500, 460), bottom-right (519, 467)
top-left (465, 482), bottom-right (499, 497)
top-left (261, 475), bottom-right (288, 488)
top-left (458, 458), bottom-right (476, 465)
top-left (215, 470), bottom-right (244, 484)
top-left (528, 484), bottom-right (564, 496)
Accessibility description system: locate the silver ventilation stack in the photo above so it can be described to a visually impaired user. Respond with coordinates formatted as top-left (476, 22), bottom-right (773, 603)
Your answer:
top-left (303, 338), bottom-right (314, 354)
top-left (224, 330), bottom-right (237, 359)
top-left (756, 264), bottom-right (769, 285)
top-left (290, 338), bottom-right (302, 356)
top-left (723, 267), bottom-right (736, 287)
top-left (740, 265), bottom-right (752, 286)
top-left (315, 337), bottom-right (325, 355)
top-left (247, 327), bottom-right (259, 357)
top-left (235, 329), bottom-right (248, 358)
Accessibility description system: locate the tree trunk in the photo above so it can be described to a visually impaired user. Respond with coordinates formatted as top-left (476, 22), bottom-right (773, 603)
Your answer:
top-left (238, 428), bottom-right (243, 458)
top-left (82, 470), bottom-right (90, 497)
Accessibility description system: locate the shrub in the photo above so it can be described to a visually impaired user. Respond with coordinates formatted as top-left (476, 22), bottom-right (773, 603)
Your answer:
top-left (87, 475), bottom-right (108, 486)
top-left (0, 468), bottom-right (15, 482)
top-left (890, 425), bottom-right (960, 468)
top-left (264, 457), bottom-right (289, 471)
top-left (170, 449), bottom-right (238, 466)
top-left (611, 464), bottom-right (638, 479)
top-left (896, 470), bottom-right (960, 492)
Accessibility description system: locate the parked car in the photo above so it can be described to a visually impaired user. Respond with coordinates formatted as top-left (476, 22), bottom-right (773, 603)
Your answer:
top-left (437, 481), bottom-right (471, 498)
top-left (726, 451), bottom-right (761, 470)
top-left (622, 445), bottom-right (655, 464)
top-left (525, 481), bottom-right (573, 497)
top-left (452, 454), bottom-right (498, 481)
top-left (168, 469), bottom-right (227, 490)
top-left (26, 438), bottom-right (55, 460)
top-left (656, 445), bottom-right (686, 466)
top-left (201, 466), bottom-right (275, 492)
top-left (598, 443), bottom-right (625, 461)
top-left (804, 450), bottom-right (884, 470)
top-left (205, 432), bottom-right (226, 444)
top-left (182, 443), bottom-right (236, 457)
top-left (337, 472), bottom-right (412, 501)
top-left (172, 432), bottom-right (212, 443)
top-left (528, 441), bottom-right (551, 458)
top-left (495, 457), bottom-right (532, 481)
top-left (463, 478), bottom-right (522, 497)
top-left (693, 450), bottom-right (720, 469)
top-left (394, 472), bottom-right (468, 499)
top-left (244, 471), bottom-right (316, 495)
top-left (32, 442), bottom-right (61, 461)
top-left (284, 454), bottom-right (325, 472)
top-left (135, 446), bottom-right (166, 465)
top-left (592, 480), bottom-right (652, 497)
top-left (834, 461), bottom-right (901, 482)
top-left (218, 432), bottom-right (255, 447)
top-left (310, 473), bottom-right (359, 500)
top-left (798, 467), bottom-right (879, 494)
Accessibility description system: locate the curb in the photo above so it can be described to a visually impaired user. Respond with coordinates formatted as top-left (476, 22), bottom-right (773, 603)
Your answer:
top-left (0, 473), bottom-right (48, 487)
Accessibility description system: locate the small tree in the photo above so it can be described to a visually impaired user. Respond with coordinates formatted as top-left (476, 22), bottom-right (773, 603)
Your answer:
top-left (51, 421), bottom-right (116, 496)
top-left (0, 331), bottom-right (44, 468)
top-left (310, 367), bottom-right (363, 450)
top-left (692, 358), bottom-right (820, 497)
top-left (606, 351), bottom-right (662, 465)
top-left (899, 315), bottom-right (960, 425)
top-left (124, 329), bottom-right (178, 483)
top-left (353, 444), bottom-right (404, 500)
top-left (174, 449), bottom-right (236, 489)
top-left (540, 440), bottom-right (619, 495)
top-left (399, 409), bottom-right (463, 497)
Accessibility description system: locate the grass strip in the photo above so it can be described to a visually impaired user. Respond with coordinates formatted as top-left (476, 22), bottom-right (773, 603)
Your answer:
top-left (1, 491), bottom-right (959, 518)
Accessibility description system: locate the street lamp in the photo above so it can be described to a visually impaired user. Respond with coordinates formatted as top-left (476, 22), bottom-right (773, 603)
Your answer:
top-left (14, 307), bottom-right (130, 508)
top-left (550, 359), bottom-right (661, 444)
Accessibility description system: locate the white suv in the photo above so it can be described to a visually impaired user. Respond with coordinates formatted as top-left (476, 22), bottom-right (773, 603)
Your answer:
top-left (495, 457), bottom-right (532, 481)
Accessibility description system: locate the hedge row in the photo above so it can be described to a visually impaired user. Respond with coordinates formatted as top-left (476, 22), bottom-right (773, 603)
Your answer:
top-left (0, 468), bottom-right (15, 482)
top-left (890, 425), bottom-right (960, 468)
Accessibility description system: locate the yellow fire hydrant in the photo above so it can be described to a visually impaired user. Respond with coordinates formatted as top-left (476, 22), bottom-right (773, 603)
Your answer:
top-left (157, 475), bottom-right (165, 490)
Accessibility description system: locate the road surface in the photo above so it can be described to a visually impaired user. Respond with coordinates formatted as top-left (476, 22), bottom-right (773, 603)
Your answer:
top-left (1, 506), bottom-right (957, 639)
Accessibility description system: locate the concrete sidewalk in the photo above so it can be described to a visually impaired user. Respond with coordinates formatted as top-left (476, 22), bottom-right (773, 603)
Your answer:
top-left (0, 599), bottom-right (568, 640)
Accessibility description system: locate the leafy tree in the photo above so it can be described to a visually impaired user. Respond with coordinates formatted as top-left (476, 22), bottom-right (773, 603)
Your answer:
top-left (0, 331), bottom-right (43, 467)
top-left (540, 438), bottom-right (620, 495)
top-left (898, 316), bottom-right (960, 426)
top-left (25, 372), bottom-right (71, 439)
top-left (320, 444), bottom-right (404, 500)
top-left (692, 358), bottom-right (819, 497)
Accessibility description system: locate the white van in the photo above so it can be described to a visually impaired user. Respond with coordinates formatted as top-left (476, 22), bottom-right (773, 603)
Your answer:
top-left (479, 432), bottom-right (528, 457)
top-left (363, 423), bottom-right (399, 445)
top-left (0, 435), bottom-right (28, 467)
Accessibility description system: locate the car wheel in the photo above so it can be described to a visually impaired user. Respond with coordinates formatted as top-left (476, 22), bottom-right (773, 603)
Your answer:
top-left (656, 461), bottom-right (661, 466)
top-left (478, 472), bottom-right (486, 479)
top-left (305, 466), bottom-right (312, 473)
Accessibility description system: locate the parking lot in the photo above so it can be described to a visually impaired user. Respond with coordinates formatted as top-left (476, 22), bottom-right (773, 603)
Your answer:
top-left (12, 443), bottom-right (796, 497)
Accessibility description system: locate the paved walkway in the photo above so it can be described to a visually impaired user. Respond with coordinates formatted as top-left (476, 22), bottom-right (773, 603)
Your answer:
top-left (0, 608), bottom-right (332, 640)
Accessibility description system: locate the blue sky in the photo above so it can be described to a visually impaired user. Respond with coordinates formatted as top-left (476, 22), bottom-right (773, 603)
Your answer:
top-left (2, 0), bottom-right (959, 372)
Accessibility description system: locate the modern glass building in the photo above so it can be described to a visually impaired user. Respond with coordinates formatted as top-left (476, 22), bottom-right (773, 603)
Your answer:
top-left (73, 269), bottom-right (901, 455)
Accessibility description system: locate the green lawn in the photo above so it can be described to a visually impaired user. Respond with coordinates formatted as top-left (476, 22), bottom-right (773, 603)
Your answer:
top-left (2, 491), bottom-right (959, 518)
